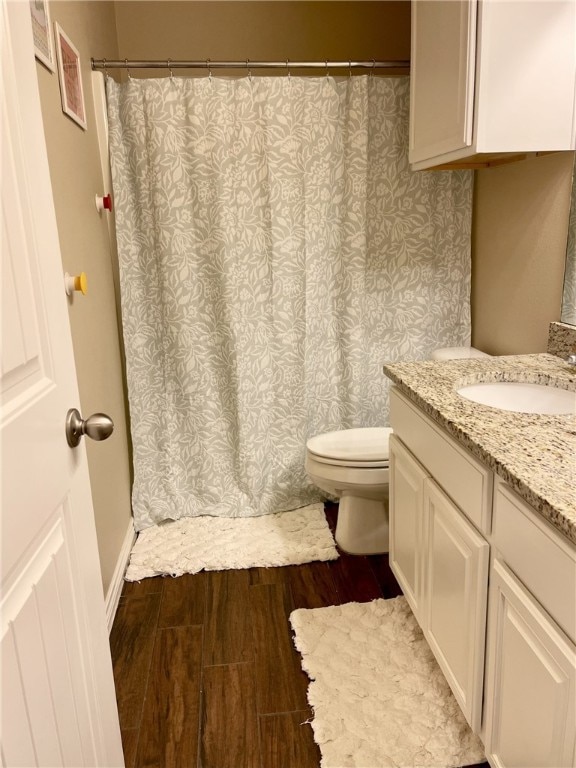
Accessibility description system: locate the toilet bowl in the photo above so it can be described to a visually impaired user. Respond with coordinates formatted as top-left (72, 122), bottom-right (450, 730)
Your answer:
top-left (306, 427), bottom-right (393, 555)
top-left (431, 346), bottom-right (490, 360)
top-left (306, 348), bottom-right (492, 556)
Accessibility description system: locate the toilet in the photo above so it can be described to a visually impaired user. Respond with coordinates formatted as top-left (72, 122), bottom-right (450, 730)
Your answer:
top-left (306, 427), bottom-right (393, 555)
top-left (306, 345), bottom-right (490, 555)
top-left (431, 346), bottom-right (491, 361)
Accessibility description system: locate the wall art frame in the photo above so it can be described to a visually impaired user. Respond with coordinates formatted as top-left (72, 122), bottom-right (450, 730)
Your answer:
top-left (54, 22), bottom-right (87, 130)
top-left (30, 0), bottom-right (55, 72)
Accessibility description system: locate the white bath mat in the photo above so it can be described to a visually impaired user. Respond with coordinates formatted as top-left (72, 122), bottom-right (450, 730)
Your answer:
top-left (290, 596), bottom-right (485, 768)
top-left (125, 503), bottom-right (338, 580)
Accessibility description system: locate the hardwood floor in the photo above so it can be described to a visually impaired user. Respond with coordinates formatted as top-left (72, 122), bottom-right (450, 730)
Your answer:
top-left (110, 503), bottom-right (487, 768)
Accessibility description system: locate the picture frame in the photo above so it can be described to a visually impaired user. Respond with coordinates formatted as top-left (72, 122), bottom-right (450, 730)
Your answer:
top-left (30, 0), bottom-right (55, 72)
top-left (54, 23), bottom-right (87, 130)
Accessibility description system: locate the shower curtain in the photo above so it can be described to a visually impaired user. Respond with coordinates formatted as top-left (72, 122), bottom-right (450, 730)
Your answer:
top-left (107, 75), bottom-right (472, 531)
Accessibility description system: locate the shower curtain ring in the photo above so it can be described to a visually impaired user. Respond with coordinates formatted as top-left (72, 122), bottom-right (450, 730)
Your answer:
top-left (207, 58), bottom-right (212, 82)
top-left (167, 58), bottom-right (174, 79)
top-left (246, 58), bottom-right (252, 81)
top-left (325, 59), bottom-right (329, 78)
top-left (286, 59), bottom-right (291, 81)
top-left (102, 58), bottom-right (108, 79)
top-left (370, 59), bottom-right (376, 77)
top-left (125, 58), bottom-right (131, 79)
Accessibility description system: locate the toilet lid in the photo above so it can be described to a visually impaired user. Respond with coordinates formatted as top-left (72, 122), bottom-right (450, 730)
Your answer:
top-left (306, 427), bottom-right (393, 462)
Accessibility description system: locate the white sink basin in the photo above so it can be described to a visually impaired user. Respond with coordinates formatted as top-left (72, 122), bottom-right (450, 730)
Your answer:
top-left (456, 381), bottom-right (576, 415)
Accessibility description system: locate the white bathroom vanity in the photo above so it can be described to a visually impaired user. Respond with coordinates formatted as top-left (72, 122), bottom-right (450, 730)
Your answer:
top-left (383, 354), bottom-right (576, 768)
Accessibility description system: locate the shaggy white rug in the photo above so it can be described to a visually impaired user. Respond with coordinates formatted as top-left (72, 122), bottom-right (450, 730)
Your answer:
top-left (125, 503), bottom-right (338, 580)
top-left (290, 596), bottom-right (486, 768)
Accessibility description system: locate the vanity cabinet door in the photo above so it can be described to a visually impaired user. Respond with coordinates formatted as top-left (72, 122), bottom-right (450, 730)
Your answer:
top-left (389, 434), bottom-right (428, 621)
top-left (484, 559), bottom-right (576, 768)
top-left (423, 479), bottom-right (489, 733)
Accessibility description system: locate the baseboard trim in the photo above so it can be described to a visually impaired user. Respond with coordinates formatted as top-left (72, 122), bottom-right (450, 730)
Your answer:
top-left (105, 519), bottom-right (136, 634)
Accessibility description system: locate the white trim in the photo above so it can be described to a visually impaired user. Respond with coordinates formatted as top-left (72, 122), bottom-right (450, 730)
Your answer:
top-left (105, 520), bottom-right (136, 633)
top-left (91, 70), bottom-right (113, 234)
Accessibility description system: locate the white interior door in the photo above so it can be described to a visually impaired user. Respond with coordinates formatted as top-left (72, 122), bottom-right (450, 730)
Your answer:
top-left (1, 2), bottom-right (123, 766)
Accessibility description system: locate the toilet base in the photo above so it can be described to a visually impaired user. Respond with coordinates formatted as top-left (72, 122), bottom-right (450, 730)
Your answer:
top-left (335, 491), bottom-right (389, 555)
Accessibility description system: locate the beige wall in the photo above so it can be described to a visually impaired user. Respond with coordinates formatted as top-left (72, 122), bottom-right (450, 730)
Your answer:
top-left (472, 152), bottom-right (574, 355)
top-left (37, 1), bottom-right (132, 598)
top-left (113, 1), bottom-right (410, 74)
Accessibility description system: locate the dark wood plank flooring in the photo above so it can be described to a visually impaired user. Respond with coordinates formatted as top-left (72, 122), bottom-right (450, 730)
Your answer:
top-left (110, 503), bottom-right (487, 768)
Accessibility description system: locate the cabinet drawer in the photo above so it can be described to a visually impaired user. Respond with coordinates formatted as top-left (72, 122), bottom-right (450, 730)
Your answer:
top-left (389, 388), bottom-right (492, 533)
top-left (493, 480), bottom-right (576, 643)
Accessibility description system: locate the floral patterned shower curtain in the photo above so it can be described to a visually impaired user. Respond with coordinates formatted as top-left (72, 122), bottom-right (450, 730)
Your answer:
top-left (107, 75), bottom-right (472, 531)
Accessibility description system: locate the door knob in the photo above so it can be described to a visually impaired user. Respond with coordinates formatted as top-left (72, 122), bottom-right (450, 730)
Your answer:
top-left (66, 408), bottom-right (114, 447)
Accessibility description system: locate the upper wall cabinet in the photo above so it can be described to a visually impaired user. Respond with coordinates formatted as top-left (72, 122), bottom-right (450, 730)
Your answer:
top-left (409, 0), bottom-right (576, 170)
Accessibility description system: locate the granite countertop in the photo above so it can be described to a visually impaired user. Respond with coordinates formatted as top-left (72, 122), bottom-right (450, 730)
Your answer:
top-left (382, 353), bottom-right (576, 545)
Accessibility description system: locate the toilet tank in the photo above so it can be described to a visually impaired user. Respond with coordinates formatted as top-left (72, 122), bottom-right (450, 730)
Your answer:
top-left (431, 346), bottom-right (491, 361)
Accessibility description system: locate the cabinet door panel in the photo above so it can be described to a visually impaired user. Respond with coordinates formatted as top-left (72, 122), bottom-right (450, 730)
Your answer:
top-left (475, 0), bottom-right (576, 151)
top-left (484, 560), bottom-right (576, 768)
top-left (409, 0), bottom-right (477, 164)
top-left (389, 434), bottom-right (428, 620)
top-left (424, 479), bottom-right (489, 732)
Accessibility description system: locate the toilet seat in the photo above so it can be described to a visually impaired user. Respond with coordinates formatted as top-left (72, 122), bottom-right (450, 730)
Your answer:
top-left (306, 427), bottom-right (392, 468)
top-left (307, 455), bottom-right (389, 468)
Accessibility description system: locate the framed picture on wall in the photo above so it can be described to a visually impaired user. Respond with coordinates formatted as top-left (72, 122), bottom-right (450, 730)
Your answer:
top-left (54, 23), bottom-right (87, 130)
top-left (30, 0), bottom-right (55, 72)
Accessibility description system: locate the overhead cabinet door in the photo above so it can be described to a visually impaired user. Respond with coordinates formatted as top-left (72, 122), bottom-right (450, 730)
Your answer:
top-left (409, 0), bottom-right (477, 164)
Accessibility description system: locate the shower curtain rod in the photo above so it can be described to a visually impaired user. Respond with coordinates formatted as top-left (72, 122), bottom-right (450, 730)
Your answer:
top-left (91, 58), bottom-right (410, 72)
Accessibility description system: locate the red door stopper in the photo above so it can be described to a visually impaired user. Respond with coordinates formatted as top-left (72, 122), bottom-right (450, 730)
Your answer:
top-left (96, 193), bottom-right (113, 212)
